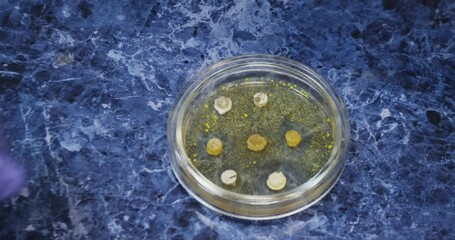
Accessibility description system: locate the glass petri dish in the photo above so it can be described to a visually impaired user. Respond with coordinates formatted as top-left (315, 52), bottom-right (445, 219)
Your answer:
top-left (167, 54), bottom-right (349, 220)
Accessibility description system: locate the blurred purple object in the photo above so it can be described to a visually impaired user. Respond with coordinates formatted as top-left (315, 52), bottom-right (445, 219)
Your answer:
top-left (0, 155), bottom-right (26, 200)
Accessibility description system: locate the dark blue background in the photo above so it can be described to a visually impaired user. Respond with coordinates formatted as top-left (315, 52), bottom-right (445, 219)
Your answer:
top-left (0, 0), bottom-right (454, 239)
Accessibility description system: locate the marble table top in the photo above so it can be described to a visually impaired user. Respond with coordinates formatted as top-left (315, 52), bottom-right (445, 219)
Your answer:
top-left (0, 0), bottom-right (454, 239)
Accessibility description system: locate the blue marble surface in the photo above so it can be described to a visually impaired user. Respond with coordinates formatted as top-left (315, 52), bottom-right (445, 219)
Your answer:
top-left (0, 0), bottom-right (454, 239)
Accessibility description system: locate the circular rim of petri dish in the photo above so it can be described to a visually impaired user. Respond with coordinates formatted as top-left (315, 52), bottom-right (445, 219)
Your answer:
top-left (167, 54), bottom-right (350, 220)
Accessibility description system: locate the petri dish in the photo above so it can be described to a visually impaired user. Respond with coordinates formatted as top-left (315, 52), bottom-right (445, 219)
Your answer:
top-left (167, 54), bottom-right (349, 220)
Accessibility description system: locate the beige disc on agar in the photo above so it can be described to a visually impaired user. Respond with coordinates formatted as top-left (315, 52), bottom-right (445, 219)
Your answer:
top-left (206, 138), bottom-right (223, 156)
top-left (247, 134), bottom-right (267, 151)
top-left (253, 92), bottom-right (268, 107)
top-left (267, 171), bottom-right (287, 191)
top-left (221, 170), bottom-right (237, 186)
top-left (285, 130), bottom-right (302, 147)
top-left (214, 96), bottom-right (232, 115)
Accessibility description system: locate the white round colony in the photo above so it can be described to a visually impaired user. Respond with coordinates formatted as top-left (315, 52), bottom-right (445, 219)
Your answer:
top-left (214, 96), bottom-right (232, 115)
top-left (253, 92), bottom-right (268, 107)
top-left (221, 170), bottom-right (237, 186)
top-left (266, 171), bottom-right (286, 191)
